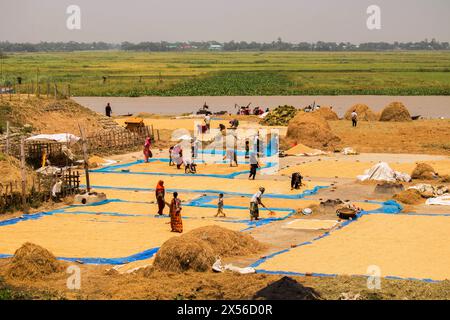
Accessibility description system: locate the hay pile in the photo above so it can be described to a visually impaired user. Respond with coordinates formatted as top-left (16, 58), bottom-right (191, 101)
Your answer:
top-left (379, 102), bottom-right (412, 122)
top-left (262, 105), bottom-right (298, 126)
top-left (411, 163), bottom-right (437, 180)
top-left (89, 155), bottom-right (106, 168)
top-left (153, 226), bottom-right (265, 273)
top-left (286, 112), bottom-right (341, 149)
top-left (6, 243), bottom-right (64, 280)
top-left (0, 154), bottom-right (36, 185)
top-left (313, 107), bottom-right (339, 121)
top-left (344, 104), bottom-right (378, 121)
top-left (393, 189), bottom-right (424, 205)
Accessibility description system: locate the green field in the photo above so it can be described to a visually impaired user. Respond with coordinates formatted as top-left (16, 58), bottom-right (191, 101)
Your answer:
top-left (1, 51), bottom-right (450, 96)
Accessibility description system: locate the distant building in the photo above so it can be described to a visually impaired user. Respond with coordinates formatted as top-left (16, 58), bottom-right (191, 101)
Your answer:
top-left (209, 44), bottom-right (223, 51)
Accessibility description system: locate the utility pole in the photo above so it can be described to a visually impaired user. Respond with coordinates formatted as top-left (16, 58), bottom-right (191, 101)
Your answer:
top-left (36, 68), bottom-right (40, 97)
top-left (5, 121), bottom-right (10, 155)
top-left (78, 124), bottom-right (91, 193)
top-left (20, 138), bottom-right (29, 214)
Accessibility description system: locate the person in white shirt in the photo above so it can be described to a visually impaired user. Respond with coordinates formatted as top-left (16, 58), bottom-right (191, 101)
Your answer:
top-left (351, 110), bottom-right (358, 127)
top-left (250, 187), bottom-right (268, 221)
top-left (204, 114), bottom-right (211, 131)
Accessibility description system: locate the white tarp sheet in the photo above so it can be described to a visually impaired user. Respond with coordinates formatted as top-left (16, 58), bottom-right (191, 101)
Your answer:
top-left (426, 194), bottom-right (450, 206)
top-left (26, 133), bottom-right (80, 144)
top-left (357, 162), bottom-right (411, 182)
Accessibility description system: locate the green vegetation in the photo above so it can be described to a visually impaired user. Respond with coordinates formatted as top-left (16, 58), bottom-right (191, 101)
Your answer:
top-left (2, 51), bottom-right (450, 96)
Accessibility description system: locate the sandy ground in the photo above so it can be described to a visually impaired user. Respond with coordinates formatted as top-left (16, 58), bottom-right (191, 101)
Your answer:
top-left (282, 219), bottom-right (339, 231)
top-left (257, 214), bottom-right (450, 281)
top-left (279, 158), bottom-right (450, 179)
top-left (73, 96), bottom-right (450, 118)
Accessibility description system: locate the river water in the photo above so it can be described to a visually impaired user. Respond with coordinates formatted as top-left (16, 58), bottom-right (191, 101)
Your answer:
top-left (73, 96), bottom-right (450, 118)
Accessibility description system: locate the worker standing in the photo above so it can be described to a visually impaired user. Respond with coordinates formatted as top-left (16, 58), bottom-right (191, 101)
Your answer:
top-left (204, 114), bottom-right (211, 131)
top-left (105, 103), bottom-right (112, 117)
top-left (248, 152), bottom-right (259, 180)
top-left (351, 110), bottom-right (358, 127)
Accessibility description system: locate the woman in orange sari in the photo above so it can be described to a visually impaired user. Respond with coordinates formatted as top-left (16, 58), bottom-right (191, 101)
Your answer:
top-left (155, 180), bottom-right (166, 215)
top-left (169, 192), bottom-right (183, 233)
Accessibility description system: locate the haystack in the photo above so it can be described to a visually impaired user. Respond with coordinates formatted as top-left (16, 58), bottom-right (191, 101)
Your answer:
top-left (313, 107), bottom-right (339, 121)
top-left (153, 226), bottom-right (265, 273)
top-left (344, 104), bottom-right (378, 121)
top-left (285, 143), bottom-right (316, 155)
top-left (0, 154), bottom-right (36, 185)
top-left (89, 155), bottom-right (106, 168)
top-left (411, 163), bottom-right (437, 180)
top-left (286, 112), bottom-right (341, 149)
top-left (393, 189), bottom-right (424, 205)
top-left (6, 243), bottom-right (64, 280)
top-left (379, 102), bottom-right (412, 122)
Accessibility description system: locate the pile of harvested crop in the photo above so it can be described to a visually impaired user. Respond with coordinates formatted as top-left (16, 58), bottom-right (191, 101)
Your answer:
top-left (313, 107), bottom-right (339, 121)
top-left (344, 104), bottom-right (378, 121)
top-left (89, 155), bottom-right (106, 168)
top-left (379, 102), bottom-right (412, 122)
top-left (262, 105), bottom-right (298, 126)
top-left (6, 243), bottom-right (64, 280)
top-left (393, 189), bottom-right (424, 205)
top-left (0, 153), bottom-right (36, 185)
top-left (411, 163), bottom-right (437, 180)
top-left (153, 226), bottom-right (265, 273)
top-left (286, 112), bottom-right (341, 149)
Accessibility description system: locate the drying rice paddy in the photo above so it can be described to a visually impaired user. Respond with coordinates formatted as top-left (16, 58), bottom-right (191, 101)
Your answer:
top-left (1, 131), bottom-right (449, 289)
top-left (256, 214), bottom-right (450, 281)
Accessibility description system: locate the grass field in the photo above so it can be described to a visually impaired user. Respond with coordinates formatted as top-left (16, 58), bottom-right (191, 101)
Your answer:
top-left (2, 51), bottom-right (450, 96)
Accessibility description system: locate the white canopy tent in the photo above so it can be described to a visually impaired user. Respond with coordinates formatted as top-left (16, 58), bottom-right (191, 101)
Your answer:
top-left (26, 133), bottom-right (80, 144)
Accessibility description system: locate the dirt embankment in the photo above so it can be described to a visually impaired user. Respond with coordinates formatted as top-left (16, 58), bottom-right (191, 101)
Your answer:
top-left (0, 97), bottom-right (107, 136)
top-left (329, 119), bottom-right (450, 155)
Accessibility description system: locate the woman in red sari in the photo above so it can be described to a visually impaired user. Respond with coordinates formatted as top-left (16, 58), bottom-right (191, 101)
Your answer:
top-left (169, 192), bottom-right (183, 233)
top-left (143, 137), bottom-right (152, 163)
top-left (155, 180), bottom-right (166, 215)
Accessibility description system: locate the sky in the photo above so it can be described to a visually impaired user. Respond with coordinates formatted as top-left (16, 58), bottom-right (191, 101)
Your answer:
top-left (0, 0), bottom-right (449, 43)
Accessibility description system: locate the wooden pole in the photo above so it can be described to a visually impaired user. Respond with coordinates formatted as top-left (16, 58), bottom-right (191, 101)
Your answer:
top-left (54, 83), bottom-right (57, 100)
top-left (20, 138), bottom-right (28, 213)
top-left (5, 121), bottom-right (10, 155)
top-left (67, 84), bottom-right (71, 98)
top-left (78, 124), bottom-right (91, 192)
top-left (36, 68), bottom-right (40, 97)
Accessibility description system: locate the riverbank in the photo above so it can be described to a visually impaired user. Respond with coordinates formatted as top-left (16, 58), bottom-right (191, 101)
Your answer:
top-left (73, 96), bottom-right (450, 118)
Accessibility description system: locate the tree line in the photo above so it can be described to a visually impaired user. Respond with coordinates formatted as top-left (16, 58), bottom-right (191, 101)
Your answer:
top-left (0, 39), bottom-right (449, 52)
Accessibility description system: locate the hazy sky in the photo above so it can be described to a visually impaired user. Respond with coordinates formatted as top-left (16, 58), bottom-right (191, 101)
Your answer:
top-left (1, 0), bottom-right (449, 43)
